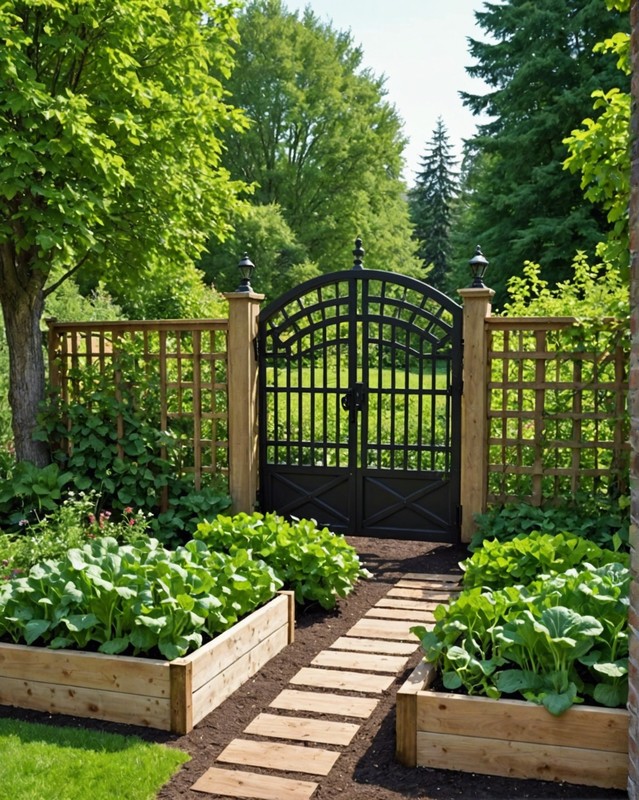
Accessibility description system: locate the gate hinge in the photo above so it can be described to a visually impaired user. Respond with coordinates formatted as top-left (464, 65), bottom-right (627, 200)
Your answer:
top-left (456, 505), bottom-right (463, 527)
top-left (253, 335), bottom-right (260, 361)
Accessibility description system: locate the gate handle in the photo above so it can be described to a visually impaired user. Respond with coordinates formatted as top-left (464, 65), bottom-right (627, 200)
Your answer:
top-left (341, 383), bottom-right (365, 423)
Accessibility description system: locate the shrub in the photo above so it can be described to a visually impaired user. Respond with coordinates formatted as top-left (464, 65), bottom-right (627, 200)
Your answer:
top-left (194, 512), bottom-right (370, 609)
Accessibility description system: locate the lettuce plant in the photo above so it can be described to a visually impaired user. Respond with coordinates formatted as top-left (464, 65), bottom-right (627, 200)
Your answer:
top-left (0, 536), bottom-right (281, 660)
top-left (194, 512), bottom-right (370, 609)
top-left (413, 559), bottom-right (629, 715)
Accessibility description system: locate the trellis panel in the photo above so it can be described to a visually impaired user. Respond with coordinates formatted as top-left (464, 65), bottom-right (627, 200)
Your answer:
top-left (485, 317), bottom-right (628, 505)
top-left (47, 319), bottom-right (229, 503)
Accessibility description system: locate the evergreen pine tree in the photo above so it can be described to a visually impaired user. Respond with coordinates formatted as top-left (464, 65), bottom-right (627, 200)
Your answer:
top-left (409, 118), bottom-right (458, 289)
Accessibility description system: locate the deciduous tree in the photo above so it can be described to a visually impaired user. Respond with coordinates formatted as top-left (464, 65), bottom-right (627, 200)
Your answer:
top-left (202, 0), bottom-right (420, 296)
top-left (0, 0), bottom-right (246, 463)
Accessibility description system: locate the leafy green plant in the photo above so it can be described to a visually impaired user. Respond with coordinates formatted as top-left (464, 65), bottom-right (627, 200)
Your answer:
top-left (461, 530), bottom-right (628, 591)
top-left (0, 491), bottom-right (150, 580)
top-left (0, 461), bottom-right (73, 528)
top-left (194, 512), bottom-right (370, 609)
top-left (413, 545), bottom-right (629, 715)
top-left (471, 495), bottom-right (630, 552)
top-left (0, 536), bottom-right (282, 660)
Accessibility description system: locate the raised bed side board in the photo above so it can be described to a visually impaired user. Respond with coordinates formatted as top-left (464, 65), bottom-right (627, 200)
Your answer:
top-left (396, 661), bottom-right (628, 790)
top-left (0, 591), bottom-right (295, 734)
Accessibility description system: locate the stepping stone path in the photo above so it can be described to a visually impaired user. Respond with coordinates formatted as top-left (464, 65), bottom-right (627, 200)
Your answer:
top-left (191, 572), bottom-right (460, 800)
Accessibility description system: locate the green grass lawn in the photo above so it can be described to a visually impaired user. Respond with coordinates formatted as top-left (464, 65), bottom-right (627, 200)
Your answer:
top-left (0, 718), bottom-right (189, 800)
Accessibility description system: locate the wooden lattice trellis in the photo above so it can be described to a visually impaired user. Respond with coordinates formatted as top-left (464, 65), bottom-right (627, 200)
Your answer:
top-left (485, 317), bottom-right (628, 505)
top-left (47, 320), bottom-right (229, 497)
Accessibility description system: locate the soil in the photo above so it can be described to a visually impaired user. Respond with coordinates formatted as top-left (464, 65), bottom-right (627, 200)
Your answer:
top-left (0, 536), bottom-right (628, 800)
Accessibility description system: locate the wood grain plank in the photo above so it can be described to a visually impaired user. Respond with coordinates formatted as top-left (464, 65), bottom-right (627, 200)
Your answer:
top-left (191, 767), bottom-right (317, 799)
top-left (401, 573), bottom-right (461, 583)
top-left (364, 607), bottom-right (436, 623)
top-left (416, 732), bottom-right (628, 790)
top-left (0, 675), bottom-right (169, 729)
top-left (290, 667), bottom-right (393, 693)
top-left (416, 691), bottom-right (629, 752)
top-left (374, 598), bottom-right (441, 612)
top-left (245, 712), bottom-right (359, 745)
top-left (191, 626), bottom-right (289, 725)
top-left (346, 618), bottom-right (429, 642)
top-left (217, 738), bottom-right (340, 776)
top-left (387, 587), bottom-right (455, 601)
top-left (311, 649), bottom-right (408, 674)
top-left (330, 637), bottom-right (416, 656)
top-left (270, 689), bottom-right (378, 719)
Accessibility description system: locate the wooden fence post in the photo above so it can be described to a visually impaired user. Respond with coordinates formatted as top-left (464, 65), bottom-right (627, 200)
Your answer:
top-left (458, 287), bottom-right (494, 543)
top-left (225, 290), bottom-right (264, 514)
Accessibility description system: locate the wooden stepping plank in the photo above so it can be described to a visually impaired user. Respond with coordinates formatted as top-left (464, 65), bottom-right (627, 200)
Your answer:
top-left (245, 712), bottom-right (359, 746)
top-left (347, 618), bottom-right (429, 641)
top-left (217, 738), bottom-right (339, 776)
top-left (290, 667), bottom-right (394, 693)
top-left (395, 578), bottom-right (458, 591)
top-left (375, 597), bottom-right (440, 611)
top-left (330, 636), bottom-right (416, 656)
top-left (192, 767), bottom-right (317, 800)
top-left (270, 689), bottom-right (379, 719)
top-left (311, 649), bottom-right (408, 674)
top-left (365, 607), bottom-right (436, 622)
top-left (387, 587), bottom-right (454, 601)
top-left (402, 572), bottom-right (462, 583)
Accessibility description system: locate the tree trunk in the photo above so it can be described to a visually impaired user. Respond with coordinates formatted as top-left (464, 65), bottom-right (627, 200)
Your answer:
top-left (0, 246), bottom-right (50, 467)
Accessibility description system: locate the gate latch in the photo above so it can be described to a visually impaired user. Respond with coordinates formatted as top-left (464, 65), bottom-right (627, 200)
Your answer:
top-left (341, 382), bottom-right (365, 423)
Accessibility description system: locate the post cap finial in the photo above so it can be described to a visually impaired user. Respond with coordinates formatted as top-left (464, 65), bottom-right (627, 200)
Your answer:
top-left (352, 236), bottom-right (365, 270)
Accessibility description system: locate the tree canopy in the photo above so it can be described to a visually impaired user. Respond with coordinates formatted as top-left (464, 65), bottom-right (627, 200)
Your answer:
top-left (199, 0), bottom-right (420, 297)
top-left (0, 0), bottom-right (247, 463)
top-left (450, 0), bottom-right (628, 304)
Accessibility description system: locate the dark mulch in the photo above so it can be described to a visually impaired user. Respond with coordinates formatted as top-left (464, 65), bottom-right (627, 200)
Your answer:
top-left (0, 536), bottom-right (627, 799)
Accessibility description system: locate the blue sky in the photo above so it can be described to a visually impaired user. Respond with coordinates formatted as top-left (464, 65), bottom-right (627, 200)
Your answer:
top-left (284, 0), bottom-right (489, 183)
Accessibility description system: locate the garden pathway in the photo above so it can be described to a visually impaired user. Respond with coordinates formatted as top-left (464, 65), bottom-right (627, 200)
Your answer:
top-left (189, 573), bottom-right (460, 800)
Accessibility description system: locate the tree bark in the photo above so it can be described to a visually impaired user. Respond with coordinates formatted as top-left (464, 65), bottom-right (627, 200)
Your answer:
top-left (0, 244), bottom-right (50, 467)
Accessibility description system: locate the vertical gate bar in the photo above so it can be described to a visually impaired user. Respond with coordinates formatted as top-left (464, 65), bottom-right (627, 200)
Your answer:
top-left (403, 317), bottom-right (410, 472)
top-left (349, 274), bottom-right (359, 534)
top-left (321, 287), bottom-right (328, 468)
top-left (376, 302), bottom-right (383, 470)
top-left (430, 346), bottom-right (437, 472)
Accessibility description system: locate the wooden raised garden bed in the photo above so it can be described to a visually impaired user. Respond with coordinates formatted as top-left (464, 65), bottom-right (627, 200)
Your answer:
top-left (396, 661), bottom-right (628, 790)
top-left (0, 591), bottom-right (294, 734)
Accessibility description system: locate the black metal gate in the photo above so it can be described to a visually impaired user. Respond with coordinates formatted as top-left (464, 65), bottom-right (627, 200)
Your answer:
top-left (257, 248), bottom-right (463, 541)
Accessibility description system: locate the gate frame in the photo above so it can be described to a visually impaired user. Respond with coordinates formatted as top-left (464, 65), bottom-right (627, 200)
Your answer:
top-left (255, 268), bottom-right (465, 542)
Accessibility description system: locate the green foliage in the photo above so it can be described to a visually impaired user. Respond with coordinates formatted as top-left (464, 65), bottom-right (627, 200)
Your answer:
top-left (0, 536), bottom-right (282, 659)
top-left (34, 342), bottom-right (231, 544)
top-left (200, 203), bottom-right (311, 300)
top-left (408, 117), bottom-right (459, 288)
top-left (501, 253), bottom-right (628, 319)
top-left (413, 547), bottom-right (629, 714)
top-left (452, 0), bottom-right (628, 305)
top-left (194, 512), bottom-right (371, 609)
top-left (0, 0), bottom-right (247, 461)
top-left (0, 491), bottom-right (149, 579)
top-left (462, 530), bottom-right (628, 590)
top-left (0, 718), bottom-right (189, 800)
top-left (471, 497), bottom-right (630, 553)
top-left (114, 265), bottom-right (230, 321)
top-left (0, 461), bottom-right (72, 525)
top-left (204, 0), bottom-right (421, 296)
top-left (563, 24), bottom-right (630, 270)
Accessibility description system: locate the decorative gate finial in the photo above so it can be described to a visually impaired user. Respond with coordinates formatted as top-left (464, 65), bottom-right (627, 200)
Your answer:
top-left (352, 236), bottom-right (365, 270)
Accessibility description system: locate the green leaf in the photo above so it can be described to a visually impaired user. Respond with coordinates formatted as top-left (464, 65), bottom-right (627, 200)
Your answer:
top-left (24, 618), bottom-right (51, 644)
top-left (99, 638), bottom-right (131, 655)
